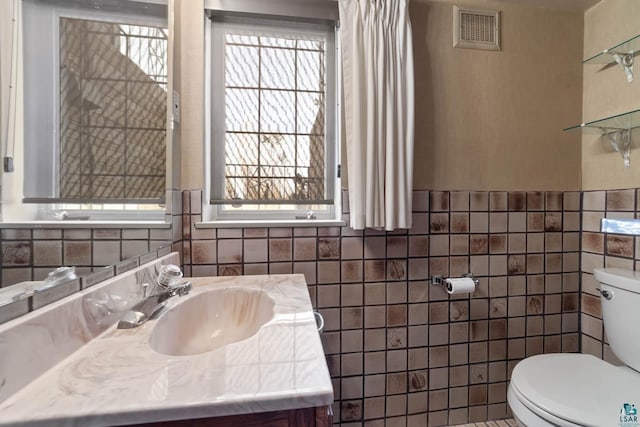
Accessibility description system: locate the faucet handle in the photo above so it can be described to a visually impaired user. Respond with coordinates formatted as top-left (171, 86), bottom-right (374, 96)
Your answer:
top-left (157, 264), bottom-right (183, 289)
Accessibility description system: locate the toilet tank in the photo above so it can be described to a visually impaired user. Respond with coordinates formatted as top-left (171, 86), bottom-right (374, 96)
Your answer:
top-left (593, 268), bottom-right (640, 371)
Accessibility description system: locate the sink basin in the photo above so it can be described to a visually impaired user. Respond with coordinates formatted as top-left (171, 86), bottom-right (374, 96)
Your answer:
top-left (149, 287), bottom-right (275, 356)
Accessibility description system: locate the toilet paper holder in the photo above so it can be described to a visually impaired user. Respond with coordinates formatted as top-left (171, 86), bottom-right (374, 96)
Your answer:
top-left (431, 273), bottom-right (480, 288)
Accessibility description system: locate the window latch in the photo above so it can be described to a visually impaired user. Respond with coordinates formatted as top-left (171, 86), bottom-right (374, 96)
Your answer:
top-left (295, 211), bottom-right (316, 220)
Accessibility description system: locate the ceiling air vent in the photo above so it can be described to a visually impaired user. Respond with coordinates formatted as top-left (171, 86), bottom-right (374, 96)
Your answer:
top-left (453, 6), bottom-right (500, 51)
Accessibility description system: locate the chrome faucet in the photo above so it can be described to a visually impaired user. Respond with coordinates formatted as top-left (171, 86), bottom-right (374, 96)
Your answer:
top-left (117, 265), bottom-right (191, 329)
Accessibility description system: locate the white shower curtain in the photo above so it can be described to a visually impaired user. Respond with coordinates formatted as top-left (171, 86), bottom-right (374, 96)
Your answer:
top-left (339, 0), bottom-right (414, 231)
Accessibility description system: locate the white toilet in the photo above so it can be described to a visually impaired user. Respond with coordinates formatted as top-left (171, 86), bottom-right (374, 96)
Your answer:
top-left (507, 268), bottom-right (640, 426)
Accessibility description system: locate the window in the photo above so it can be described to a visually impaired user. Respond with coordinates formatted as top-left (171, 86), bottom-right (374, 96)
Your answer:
top-left (18, 0), bottom-right (168, 219)
top-left (207, 15), bottom-right (339, 221)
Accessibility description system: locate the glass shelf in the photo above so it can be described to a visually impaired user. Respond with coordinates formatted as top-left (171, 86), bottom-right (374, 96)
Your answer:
top-left (583, 34), bottom-right (640, 64)
top-left (564, 109), bottom-right (640, 168)
top-left (563, 108), bottom-right (640, 132)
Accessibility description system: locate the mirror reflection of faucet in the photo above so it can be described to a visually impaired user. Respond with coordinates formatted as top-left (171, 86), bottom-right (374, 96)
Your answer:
top-left (117, 265), bottom-right (191, 329)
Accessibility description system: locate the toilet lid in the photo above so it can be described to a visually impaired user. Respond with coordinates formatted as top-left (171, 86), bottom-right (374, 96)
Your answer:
top-left (510, 353), bottom-right (640, 427)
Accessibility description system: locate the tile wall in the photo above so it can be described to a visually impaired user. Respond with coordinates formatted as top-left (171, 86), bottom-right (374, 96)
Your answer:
top-left (182, 189), bottom-right (582, 426)
top-left (580, 188), bottom-right (639, 365)
top-left (0, 190), bottom-right (184, 321)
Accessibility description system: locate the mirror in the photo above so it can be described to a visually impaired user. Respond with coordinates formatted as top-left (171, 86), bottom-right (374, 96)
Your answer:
top-left (0, 0), bottom-right (173, 321)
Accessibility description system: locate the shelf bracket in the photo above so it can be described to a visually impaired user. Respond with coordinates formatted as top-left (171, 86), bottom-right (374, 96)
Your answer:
top-left (602, 127), bottom-right (632, 168)
top-left (611, 51), bottom-right (634, 82)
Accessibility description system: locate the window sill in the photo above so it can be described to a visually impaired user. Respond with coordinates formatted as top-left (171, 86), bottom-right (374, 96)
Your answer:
top-left (0, 220), bottom-right (172, 229)
top-left (195, 219), bottom-right (347, 229)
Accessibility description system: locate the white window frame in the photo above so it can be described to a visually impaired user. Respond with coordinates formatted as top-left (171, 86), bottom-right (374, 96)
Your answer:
top-left (203, 14), bottom-right (341, 224)
top-left (14, 0), bottom-right (168, 222)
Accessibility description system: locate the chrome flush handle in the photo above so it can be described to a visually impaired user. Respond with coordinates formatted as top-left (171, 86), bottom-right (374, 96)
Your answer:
top-left (597, 288), bottom-right (613, 300)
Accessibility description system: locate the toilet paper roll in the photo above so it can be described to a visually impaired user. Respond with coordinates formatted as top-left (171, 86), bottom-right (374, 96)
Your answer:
top-left (445, 277), bottom-right (476, 294)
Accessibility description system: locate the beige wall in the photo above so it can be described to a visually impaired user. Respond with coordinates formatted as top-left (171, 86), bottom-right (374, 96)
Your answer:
top-left (412, 0), bottom-right (583, 191)
top-left (177, 0), bottom-right (584, 192)
top-left (582, 0), bottom-right (640, 190)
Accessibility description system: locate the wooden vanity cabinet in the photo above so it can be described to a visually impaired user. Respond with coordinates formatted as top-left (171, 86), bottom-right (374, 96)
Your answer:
top-left (131, 405), bottom-right (332, 427)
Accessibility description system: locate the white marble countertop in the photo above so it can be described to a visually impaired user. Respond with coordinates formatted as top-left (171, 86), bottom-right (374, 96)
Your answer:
top-left (0, 274), bottom-right (333, 427)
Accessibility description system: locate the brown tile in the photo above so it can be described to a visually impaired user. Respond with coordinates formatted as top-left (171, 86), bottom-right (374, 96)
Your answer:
top-left (342, 260), bottom-right (363, 282)
top-left (293, 238), bottom-right (316, 261)
top-left (526, 316), bottom-right (543, 335)
top-left (507, 255), bottom-right (525, 275)
top-left (471, 191), bottom-right (489, 211)
top-left (388, 304), bottom-right (407, 326)
top-left (318, 238), bottom-right (340, 259)
top-left (269, 238), bottom-right (292, 262)
top-left (342, 307), bottom-right (364, 329)
top-left (409, 236), bottom-right (429, 257)
top-left (430, 213), bottom-right (449, 233)
top-left (430, 235), bottom-right (449, 256)
top-left (527, 213), bottom-right (544, 232)
top-left (409, 371), bottom-right (428, 391)
top-left (490, 212), bottom-right (508, 233)
top-left (341, 237), bottom-right (363, 259)
top-left (387, 236), bottom-right (407, 258)
top-left (243, 239), bottom-right (267, 263)
top-left (545, 253), bottom-right (563, 273)
top-left (242, 228), bottom-right (267, 238)
top-left (218, 239), bottom-right (243, 263)
top-left (526, 254), bottom-right (544, 274)
top-left (489, 319), bottom-right (507, 340)
top-left (490, 192), bottom-right (508, 211)
top-left (219, 265), bottom-right (242, 276)
top-left (450, 322), bottom-right (469, 343)
top-left (449, 365), bottom-right (468, 388)
top-left (365, 282), bottom-right (386, 305)
top-left (2, 242), bottom-right (31, 266)
top-left (469, 384), bottom-right (488, 405)
top-left (387, 328), bottom-right (407, 348)
top-left (63, 240), bottom-right (91, 266)
top-left (364, 260), bottom-right (386, 282)
top-left (508, 192), bottom-right (526, 211)
top-left (451, 213), bottom-right (469, 233)
top-left (488, 235), bottom-right (506, 254)
top-left (545, 191), bottom-right (563, 211)
top-left (451, 191), bottom-right (470, 211)
top-left (544, 213), bottom-right (562, 232)
top-left (430, 301), bottom-right (449, 323)
top-left (545, 233), bottom-right (563, 252)
top-left (450, 301), bottom-right (469, 322)
top-left (581, 293), bottom-right (601, 317)
top-left (583, 232), bottom-right (604, 253)
top-left (364, 236), bottom-right (386, 259)
top-left (508, 233), bottom-right (526, 253)
top-left (32, 241), bottom-right (62, 266)
top-left (341, 400), bottom-right (362, 422)
top-left (429, 346), bottom-right (449, 367)
top-left (413, 190), bottom-right (429, 212)
top-left (583, 190), bottom-right (605, 210)
top-left (489, 298), bottom-right (507, 318)
top-left (469, 342), bottom-right (488, 363)
top-left (386, 372), bottom-right (408, 394)
top-left (450, 235), bottom-right (469, 255)
top-left (471, 235), bottom-right (489, 254)
top-left (527, 192), bottom-right (544, 211)
top-left (470, 212), bottom-right (489, 233)
top-left (470, 320), bottom-right (488, 341)
top-left (607, 189), bottom-right (635, 211)
top-left (317, 261), bottom-right (340, 283)
top-left (387, 260), bottom-right (407, 280)
top-left (527, 296), bottom-right (544, 315)
top-left (430, 191), bottom-right (449, 211)
top-left (607, 235), bottom-right (634, 257)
